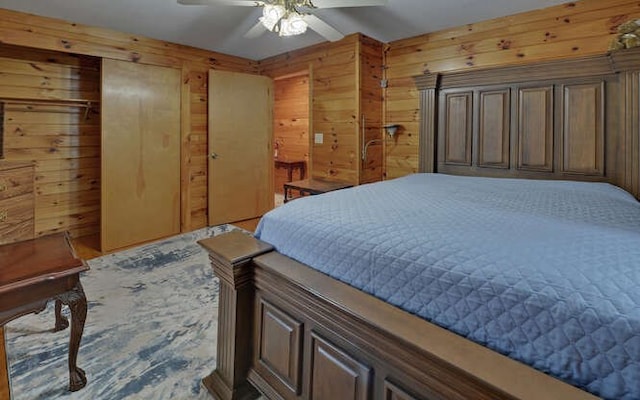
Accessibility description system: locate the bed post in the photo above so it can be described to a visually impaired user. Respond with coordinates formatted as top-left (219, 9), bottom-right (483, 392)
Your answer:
top-left (198, 231), bottom-right (273, 400)
top-left (414, 73), bottom-right (439, 173)
top-left (609, 48), bottom-right (640, 199)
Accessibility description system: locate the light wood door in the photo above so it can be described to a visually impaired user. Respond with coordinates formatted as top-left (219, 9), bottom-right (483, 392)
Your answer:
top-left (208, 71), bottom-right (273, 225)
top-left (101, 59), bottom-right (181, 251)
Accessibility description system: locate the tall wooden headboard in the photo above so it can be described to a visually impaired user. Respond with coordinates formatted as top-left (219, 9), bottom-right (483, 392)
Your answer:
top-left (415, 47), bottom-right (640, 199)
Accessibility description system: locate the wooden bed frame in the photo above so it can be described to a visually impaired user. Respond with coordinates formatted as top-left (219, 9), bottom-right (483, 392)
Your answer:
top-left (198, 48), bottom-right (640, 400)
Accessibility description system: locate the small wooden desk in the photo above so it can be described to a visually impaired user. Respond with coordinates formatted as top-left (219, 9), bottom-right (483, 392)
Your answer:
top-left (274, 159), bottom-right (305, 182)
top-left (0, 233), bottom-right (89, 395)
top-left (284, 178), bottom-right (353, 203)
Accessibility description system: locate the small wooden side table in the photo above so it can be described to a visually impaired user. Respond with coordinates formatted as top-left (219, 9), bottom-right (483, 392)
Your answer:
top-left (0, 232), bottom-right (89, 395)
top-left (284, 178), bottom-right (353, 203)
top-left (275, 159), bottom-right (306, 183)
top-left (0, 327), bottom-right (8, 400)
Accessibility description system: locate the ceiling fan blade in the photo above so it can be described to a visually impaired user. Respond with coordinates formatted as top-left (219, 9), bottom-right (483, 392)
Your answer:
top-left (178, 0), bottom-right (263, 6)
top-left (311, 0), bottom-right (387, 8)
top-left (303, 14), bottom-right (344, 42)
top-left (244, 20), bottom-right (268, 38)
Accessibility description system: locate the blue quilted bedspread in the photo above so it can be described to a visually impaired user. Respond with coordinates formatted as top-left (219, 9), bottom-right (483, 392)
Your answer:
top-left (255, 174), bottom-right (640, 399)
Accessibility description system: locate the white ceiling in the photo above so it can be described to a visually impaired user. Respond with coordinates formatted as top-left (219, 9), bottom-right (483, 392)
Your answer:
top-left (0, 0), bottom-right (572, 61)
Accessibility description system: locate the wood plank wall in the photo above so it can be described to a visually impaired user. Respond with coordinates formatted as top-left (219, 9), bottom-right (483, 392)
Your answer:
top-left (2, 0), bottom-right (630, 231)
top-left (261, 34), bottom-right (384, 185)
top-left (183, 69), bottom-right (213, 229)
top-left (262, 35), bottom-right (360, 184)
top-left (384, 0), bottom-right (640, 179)
top-left (0, 8), bottom-right (258, 233)
top-left (273, 74), bottom-right (309, 194)
top-left (1, 44), bottom-right (101, 238)
top-left (359, 36), bottom-right (384, 184)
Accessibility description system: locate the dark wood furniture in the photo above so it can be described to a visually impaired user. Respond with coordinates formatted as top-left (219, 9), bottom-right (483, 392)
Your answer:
top-left (197, 48), bottom-right (640, 400)
top-left (283, 178), bottom-right (353, 203)
top-left (275, 159), bottom-right (306, 183)
top-left (0, 161), bottom-right (34, 246)
top-left (0, 327), bottom-right (8, 400)
top-left (199, 232), bottom-right (596, 400)
top-left (0, 232), bottom-right (89, 394)
top-left (414, 49), bottom-right (640, 198)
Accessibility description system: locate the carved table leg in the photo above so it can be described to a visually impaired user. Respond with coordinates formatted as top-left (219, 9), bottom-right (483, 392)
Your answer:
top-left (56, 281), bottom-right (87, 392)
top-left (54, 300), bottom-right (69, 332)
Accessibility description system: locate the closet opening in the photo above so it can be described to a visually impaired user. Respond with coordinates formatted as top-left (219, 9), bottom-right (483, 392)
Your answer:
top-left (0, 43), bottom-right (101, 256)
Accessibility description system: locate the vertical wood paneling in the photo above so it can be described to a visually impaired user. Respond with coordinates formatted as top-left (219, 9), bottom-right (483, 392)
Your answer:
top-left (309, 333), bottom-right (371, 400)
top-left (517, 86), bottom-right (554, 171)
top-left (258, 300), bottom-right (303, 394)
top-left (559, 81), bottom-right (605, 175)
top-left (0, 45), bottom-right (101, 238)
top-left (477, 89), bottom-right (510, 168)
top-left (418, 88), bottom-right (437, 173)
top-left (385, 0), bottom-right (640, 178)
top-left (441, 92), bottom-right (472, 165)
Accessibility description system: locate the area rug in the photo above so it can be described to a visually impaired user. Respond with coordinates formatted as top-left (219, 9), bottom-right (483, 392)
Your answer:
top-left (5, 224), bottom-right (238, 400)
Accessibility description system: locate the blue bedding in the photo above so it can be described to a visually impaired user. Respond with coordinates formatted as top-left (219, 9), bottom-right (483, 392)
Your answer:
top-left (255, 174), bottom-right (640, 399)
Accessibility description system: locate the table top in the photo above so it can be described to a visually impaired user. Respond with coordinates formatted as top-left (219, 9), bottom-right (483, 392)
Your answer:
top-left (284, 178), bottom-right (353, 193)
top-left (274, 159), bottom-right (305, 167)
top-left (0, 232), bottom-right (88, 293)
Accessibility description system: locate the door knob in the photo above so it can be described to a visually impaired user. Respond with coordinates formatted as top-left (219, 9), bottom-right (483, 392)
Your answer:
top-left (210, 152), bottom-right (219, 159)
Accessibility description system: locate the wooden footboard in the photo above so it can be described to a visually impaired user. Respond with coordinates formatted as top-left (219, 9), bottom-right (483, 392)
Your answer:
top-left (198, 231), bottom-right (597, 400)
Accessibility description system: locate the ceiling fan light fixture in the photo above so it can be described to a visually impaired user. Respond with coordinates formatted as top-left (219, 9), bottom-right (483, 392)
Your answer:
top-left (260, 4), bottom-right (286, 31)
top-left (279, 13), bottom-right (308, 36)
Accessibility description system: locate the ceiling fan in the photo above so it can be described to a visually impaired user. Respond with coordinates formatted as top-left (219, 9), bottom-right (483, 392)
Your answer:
top-left (177, 0), bottom-right (388, 42)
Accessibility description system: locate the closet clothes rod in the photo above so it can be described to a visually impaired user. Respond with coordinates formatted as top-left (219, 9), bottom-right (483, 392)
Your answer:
top-left (0, 98), bottom-right (98, 120)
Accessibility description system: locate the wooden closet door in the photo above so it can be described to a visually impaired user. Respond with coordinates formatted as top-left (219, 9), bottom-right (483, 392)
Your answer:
top-left (101, 59), bottom-right (181, 251)
top-left (208, 71), bottom-right (273, 225)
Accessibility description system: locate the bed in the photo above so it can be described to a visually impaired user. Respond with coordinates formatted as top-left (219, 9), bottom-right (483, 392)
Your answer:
top-left (197, 47), bottom-right (640, 400)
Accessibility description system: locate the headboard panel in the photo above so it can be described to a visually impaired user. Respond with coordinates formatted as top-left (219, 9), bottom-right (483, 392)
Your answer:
top-left (415, 48), bottom-right (640, 199)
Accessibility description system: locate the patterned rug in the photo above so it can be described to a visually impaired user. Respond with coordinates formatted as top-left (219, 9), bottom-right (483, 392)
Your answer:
top-left (5, 225), bottom-right (237, 400)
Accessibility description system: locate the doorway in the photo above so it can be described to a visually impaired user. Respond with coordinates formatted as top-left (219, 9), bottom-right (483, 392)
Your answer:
top-left (273, 71), bottom-right (311, 206)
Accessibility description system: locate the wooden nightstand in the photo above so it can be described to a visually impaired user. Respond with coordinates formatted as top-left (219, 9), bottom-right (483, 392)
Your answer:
top-left (0, 233), bottom-right (89, 395)
top-left (283, 178), bottom-right (353, 203)
top-left (274, 159), bottom-right (306, 182)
